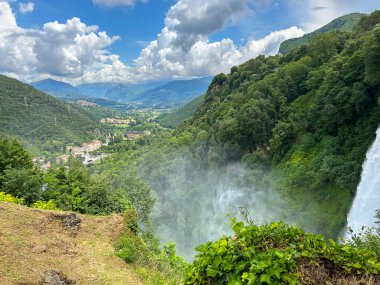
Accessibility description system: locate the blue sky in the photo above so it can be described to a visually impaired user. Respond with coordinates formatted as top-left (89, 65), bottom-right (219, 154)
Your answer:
top-left (1, 0), bottom-right (379, 84)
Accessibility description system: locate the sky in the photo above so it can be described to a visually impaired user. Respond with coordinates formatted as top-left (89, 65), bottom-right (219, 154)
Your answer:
top-left (0, 0), bottom-right (379, 85)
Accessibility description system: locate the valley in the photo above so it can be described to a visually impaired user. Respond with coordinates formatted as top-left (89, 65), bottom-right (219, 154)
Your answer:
top-left (0, 6), bottom-right (380, 285)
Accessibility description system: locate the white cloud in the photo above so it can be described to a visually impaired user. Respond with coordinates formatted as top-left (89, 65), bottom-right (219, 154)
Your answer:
top-left (291, 0), bottom-right (380, 32)
top-left (132, 0), bottom-right (304, 80)
top-left (19, 2), bottom-right (34, 14)
top-left (92, 0), bottom-right (147, 7)
top-left (0, 0), bottom-right (305, 83)
top-left (0, 1), bottom-right (17, 28)
top-left (0, 1), bottom-right (122, 83)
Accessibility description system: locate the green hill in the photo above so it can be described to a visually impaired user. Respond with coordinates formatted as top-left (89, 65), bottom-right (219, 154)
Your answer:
top-left (279, 13), bottom-right (364, 54)
top-left (0, 75), bottom-right (104, 150)
top-left (156, 95), bottom-right (205, 128)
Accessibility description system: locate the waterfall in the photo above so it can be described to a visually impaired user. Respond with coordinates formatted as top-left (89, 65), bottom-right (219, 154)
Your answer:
top-left (346, 127), bottom-right (380, 236)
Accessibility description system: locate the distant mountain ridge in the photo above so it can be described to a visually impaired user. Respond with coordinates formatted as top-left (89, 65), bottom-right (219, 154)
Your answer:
top-left (31, 77), bottom-right (212, 109)
top-left (31, 78), bottom-right (82, 99)
top-left (279, 13), bottom-right (364, 54)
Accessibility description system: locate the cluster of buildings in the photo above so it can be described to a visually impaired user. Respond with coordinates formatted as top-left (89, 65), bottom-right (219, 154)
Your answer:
top-left (123, 130), bottom-right (151, 140)
top-left (33, 157), bottom-right (52, 170)
top-left (76, 100), bottom-right (98, 107)
top-left (57, 139), bottom-right (108, 166)
top-left (100, 117), bottom-right (136, 125)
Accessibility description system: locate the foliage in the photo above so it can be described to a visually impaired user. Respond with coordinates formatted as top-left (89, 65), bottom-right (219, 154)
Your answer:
top-left (31, 199), bottom-right (58, 210)
top-left (156, 95), bottom-right (205, 128)
top-left (0, 192), bottom-right (24, 204)
top-left (279, 13), bottom-right (364, 54)
top-left (347, 210), bottom-right (380, 258)
top-left (185, 220), bottom-right (380, 285)
top-left (116, 213), bottom-right (187, 285)
top-left (0, 75), bottom-right (105, 154)
top-left (0, 137), bottom-right (43, 205)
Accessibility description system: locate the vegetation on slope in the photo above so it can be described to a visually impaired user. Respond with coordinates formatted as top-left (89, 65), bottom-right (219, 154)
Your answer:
top-left (185, 219), bottom-right (380, 285)
top-left (0, 203), bottom-right (143, 285)
top-left (279, 13), bottom-right (364, 54)
top-left (0, 137), bottom-right (185, 284)
top-left (0, 75), bottom-right (104, 152)
top-left (156, 95), bottom-right (205, 128)
top-left (140, 11), bottom-right (380, 240)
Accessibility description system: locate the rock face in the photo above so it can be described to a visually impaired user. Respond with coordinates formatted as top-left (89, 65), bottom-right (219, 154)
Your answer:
top-left (62, 213), bottom-right (82, 237)
top-left (51, 213), bottom-right (82, 237)
top-left (44, 270), bottom-right (76, 285)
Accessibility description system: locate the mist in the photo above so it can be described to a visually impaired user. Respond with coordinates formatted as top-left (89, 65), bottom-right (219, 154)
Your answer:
top-left (142, 155), bottom-right (286, 260)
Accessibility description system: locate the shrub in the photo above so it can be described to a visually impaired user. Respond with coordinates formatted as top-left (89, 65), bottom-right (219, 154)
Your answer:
top-left (0, 192), bottom-right (24, 204)
top-left (116, 234), bottom-right (140, 263)
top-left (185, 219), bottom-right (380, 285)
top-left (31, 200), bottom-right (58, 210)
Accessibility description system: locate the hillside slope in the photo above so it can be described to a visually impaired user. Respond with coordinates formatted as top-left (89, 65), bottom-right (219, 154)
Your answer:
top-left (0, 203), bottom-right (143, 285)
top-left (0, 75), bottom-right (103, 147)
top-left (156, 95), bottom-right (205, 128)
top-left (279, 13), bottom-right (364, 54)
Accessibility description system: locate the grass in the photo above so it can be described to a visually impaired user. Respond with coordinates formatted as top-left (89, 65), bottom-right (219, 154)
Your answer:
top-left (0, 202), bottom-right (144, 285)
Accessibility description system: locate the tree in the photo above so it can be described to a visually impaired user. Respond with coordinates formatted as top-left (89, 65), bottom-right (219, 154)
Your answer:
top-left (0, 137), bottom-right (42, 204)
top-left (364, 25), bottom-right (380, 86)
top-left (1, 168), bottom-right (42, 205)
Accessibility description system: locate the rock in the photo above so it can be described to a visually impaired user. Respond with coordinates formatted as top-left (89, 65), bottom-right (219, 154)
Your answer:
top-left (62, 213), bottom-right (81, 237)
top-left (51, 213), bottom-right (82, 237)
top-left (44, 270), bottom-right (76, 285)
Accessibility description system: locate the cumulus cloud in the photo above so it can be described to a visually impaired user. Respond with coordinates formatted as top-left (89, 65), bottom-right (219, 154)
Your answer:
top-left (0, 1), bottom-right (124, 83)
top-left (92, 0), bottom-right (147, 7)
top-left (133, 0), bottom-right (303, 80)
top-left (0, 0), bottom-right (305, 83)
top-left (19, 2), bottom-right (34, 14)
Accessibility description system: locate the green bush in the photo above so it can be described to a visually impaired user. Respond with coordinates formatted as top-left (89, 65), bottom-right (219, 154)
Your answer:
top-left (185, 220), bottom-right (380, 285)
top-left (116, 234), bottom-right (140, 263)
top-left (0, 192), bottom-right (24, 204)
top-left (31, 200), bottom-right (58, 210)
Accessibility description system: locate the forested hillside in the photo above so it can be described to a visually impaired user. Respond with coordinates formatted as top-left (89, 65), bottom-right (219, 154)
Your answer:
top-left (156, 95), bottom-right (205, 128)
top-left (0, 75), bottom-right (103, 150)
top-left (139, 11), bottom-right (380, 245)
top-left (279, 13), bottom-right (364, 54)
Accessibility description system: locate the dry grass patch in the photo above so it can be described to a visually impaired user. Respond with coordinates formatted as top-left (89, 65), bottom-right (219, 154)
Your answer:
top-left (0, 202), bottom-right (143, 285)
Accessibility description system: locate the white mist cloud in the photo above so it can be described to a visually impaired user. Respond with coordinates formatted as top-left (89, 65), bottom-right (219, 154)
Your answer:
top-left (19, 2), bottom-right (34, 14)
top-left (145, 157), bottom-right (287, 260)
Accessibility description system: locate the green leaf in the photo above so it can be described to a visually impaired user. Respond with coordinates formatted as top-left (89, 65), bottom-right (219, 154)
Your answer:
top-left (206, 266), bottom-right (219, 277)
top-left (232, 221), bottom-right (245, 233)
top-left (260, 274), bottom-right (271, 283)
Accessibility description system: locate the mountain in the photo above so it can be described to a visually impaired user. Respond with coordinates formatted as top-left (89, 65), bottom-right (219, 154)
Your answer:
top-left (129, 77), bottom-right (212, 108)
top-left (156, 95), bottom-right (205, 128)
top-left (104, 84), bottom-right (137, 102)
top-left (31, 78), bottom-right (82, 99)
top-left (76, 83), bottom-right (120, 98)
top-left (32, 77), bottom-right (212, 109)
top-left (77, 78), bottom-right (211, 109)
top-left (279, 13), bottom-right (364, 54)
top-left (0, 75), bottom-right (103, 147)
